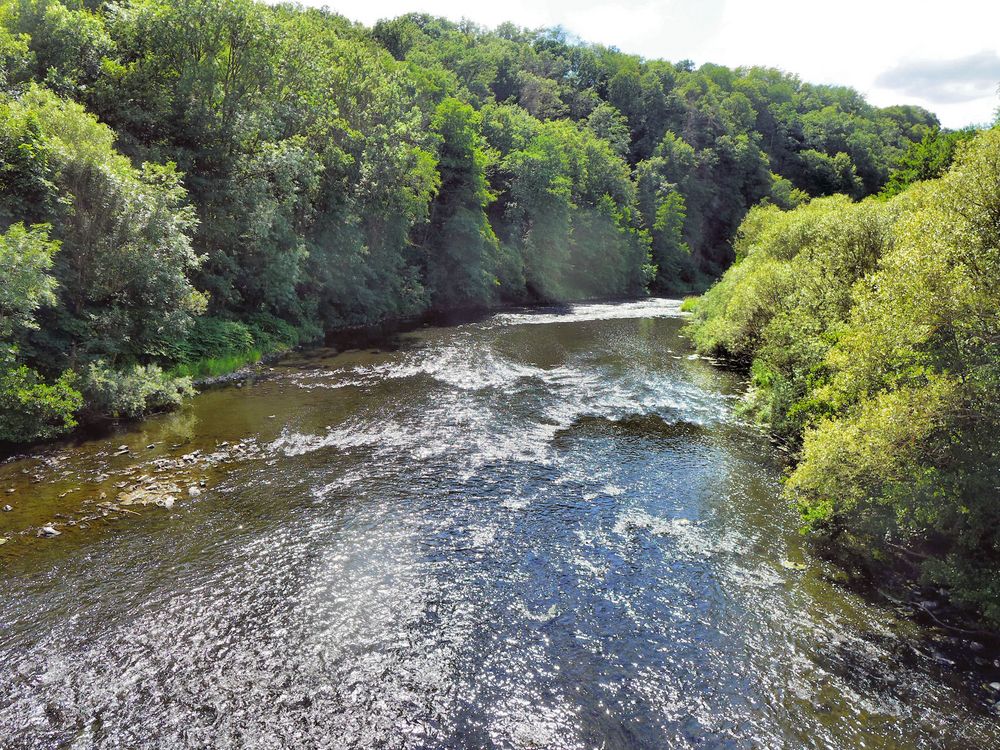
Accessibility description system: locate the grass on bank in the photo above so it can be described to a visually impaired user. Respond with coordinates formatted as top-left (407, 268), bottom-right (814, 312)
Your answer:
top-left (169, 349), bottom-right (264, 380)
top-left (168, 314), bottom-right (316, 382)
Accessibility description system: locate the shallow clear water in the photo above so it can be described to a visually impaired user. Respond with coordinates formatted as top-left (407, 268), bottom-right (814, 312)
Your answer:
top-left (1, 299), bottom-right (997, 749)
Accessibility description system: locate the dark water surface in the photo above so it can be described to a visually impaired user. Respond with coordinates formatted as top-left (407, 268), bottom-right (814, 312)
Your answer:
top-left (1, 300), bottom-right (998, 749)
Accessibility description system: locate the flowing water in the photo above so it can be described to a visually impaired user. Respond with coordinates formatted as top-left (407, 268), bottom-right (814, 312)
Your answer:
top-left (1, 299), bottom-right (998, 749)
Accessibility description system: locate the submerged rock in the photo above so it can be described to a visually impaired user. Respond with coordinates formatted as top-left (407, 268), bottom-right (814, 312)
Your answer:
top-left (780, 560), bottom-right (807, 571)
top-left (118, 481), bottom-right (182, 507)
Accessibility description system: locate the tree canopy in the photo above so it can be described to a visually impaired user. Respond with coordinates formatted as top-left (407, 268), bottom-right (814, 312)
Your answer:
top-left (685, 127), bottom-right (1000, 626)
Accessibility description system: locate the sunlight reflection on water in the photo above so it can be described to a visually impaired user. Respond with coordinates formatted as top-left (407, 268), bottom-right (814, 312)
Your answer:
top-left (0, 299), bottom-right (997, 749)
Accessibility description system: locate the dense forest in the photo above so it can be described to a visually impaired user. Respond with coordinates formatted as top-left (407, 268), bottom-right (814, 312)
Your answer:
top-left (686, 126), bottom-right (1000, 627)
top-left (0, 0), bottom-right (944, 445)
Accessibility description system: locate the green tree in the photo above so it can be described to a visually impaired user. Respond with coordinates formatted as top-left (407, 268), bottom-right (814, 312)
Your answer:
top-left (0, 86), bottom-right (204, 426)
top-left (880, 127), bottom-right (976, 198)
top-left (0, 221), bottom-right (57, 338)
top-left (423, 97), bottom-right (499, 309)
top-left (584, 101), bottom-right (630, 156)
top-left (687, 128), bottom-right (1000, 626)
top-left (0, 221), bottom-right (81, 443)
top-left (649, 189), bottom-right (693, 290)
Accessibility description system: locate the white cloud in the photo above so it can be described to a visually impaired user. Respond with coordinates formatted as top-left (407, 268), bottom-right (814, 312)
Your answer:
top-left (285, 0), bottom-right (1000, 128)
top-left (876, 51), bottom-right (1000, 103)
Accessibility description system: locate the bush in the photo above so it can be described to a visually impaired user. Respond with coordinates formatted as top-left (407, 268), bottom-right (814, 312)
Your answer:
top-left (80, 361), bottom-right (193, 420)
top-left (178, 317), bottom-right (256, 364)
top-left (245, 312), bottom-right (311, 353)
top-left (686, 194), bottom-right (896, 441)
top-left (685, 128), bottom-right (1000, 626)
top-left (169, 313), bottom-right (312, 379)
top-left (0, 348), bottom-right (81, 443)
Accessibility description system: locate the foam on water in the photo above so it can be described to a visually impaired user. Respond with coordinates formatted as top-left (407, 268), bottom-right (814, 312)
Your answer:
top-left (490, 298), bottom-right (686, 327)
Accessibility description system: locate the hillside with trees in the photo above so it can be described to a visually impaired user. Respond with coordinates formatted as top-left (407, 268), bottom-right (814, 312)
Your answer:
top-left (0, 0), bottom-right (942, 445)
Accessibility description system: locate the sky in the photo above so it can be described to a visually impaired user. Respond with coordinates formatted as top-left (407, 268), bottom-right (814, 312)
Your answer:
top-left (287, 0), bottom-right (1000, 129)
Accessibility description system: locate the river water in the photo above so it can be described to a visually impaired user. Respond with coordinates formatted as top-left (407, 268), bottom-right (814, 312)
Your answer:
top-left (0, 299), bottom-right (997, 749)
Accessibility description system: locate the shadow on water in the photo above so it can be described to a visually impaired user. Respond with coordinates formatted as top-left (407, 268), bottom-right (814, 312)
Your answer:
top-left (555, 413), bottom-right (709, 444)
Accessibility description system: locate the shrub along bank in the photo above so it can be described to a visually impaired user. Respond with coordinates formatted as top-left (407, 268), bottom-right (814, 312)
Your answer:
top-left (686, 127), bottom-right (1000, 627)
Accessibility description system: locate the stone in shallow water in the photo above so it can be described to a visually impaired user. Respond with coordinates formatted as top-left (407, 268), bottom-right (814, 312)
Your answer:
top-left (38, 525), bottom-right (60, 538)
top-left (780, 560), bottom-right (806, 571)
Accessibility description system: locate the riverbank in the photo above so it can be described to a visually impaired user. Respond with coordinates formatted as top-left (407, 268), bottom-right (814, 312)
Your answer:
top-left (1, 296), bottom-right (657, 460)
top-left (0, 297), bottom-right (652, 542)
top-left (681, 134), bottom-right (1000, 635)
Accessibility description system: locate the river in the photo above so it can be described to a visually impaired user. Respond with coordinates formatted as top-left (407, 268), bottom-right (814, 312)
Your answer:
top-left (0, 299), bottom-right (997, 749)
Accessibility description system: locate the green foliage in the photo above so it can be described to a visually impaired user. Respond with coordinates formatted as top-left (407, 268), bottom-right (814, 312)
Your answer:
top-left (80, 361), bottom-right (193, 420)
top-left (7, 0), bottom-right (113, 95)
top-left (171, 351), bottom-right (262, 380)
top-left (649, 189), bottom-right (694, 291)
top-left (879, 127), bottom-right (976, 198)
top-left (352, 12), bottom-right (929, 273)
top-left (585, 102), bottom-right (630, 157)
top-left (11, 86), bottom-right (205, 369)
top-left (488, 115), bottom-right (651, 301)
top-left (0, 96), bottom-right (54, 225)
top-left (176, 317), bottom-right (255, 364)
top-left (423, 97), bottom-right (499, 309)
top-left (0, 14), bottom-right (33, 92)
top-left (0, 222), bottom-right (58, 337)
top-left (499, 122), bottom-right (574, 300)
top-left (796, 150), bottom-right (862, 197)
top-left (0, 83), bottom-right (204, 436)
top-left (0, 346), bottom-right (80, 443)
top-left (767, 173), bottom-right (809, 210)
top-left (0, 219), bottom-right (81, 443)
top-left (169, 313), bottom-right (304, 378)
top-left (0, 0), bottom-right (939, 446)
top-left (686, 128), bottom-right (1000, 625)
